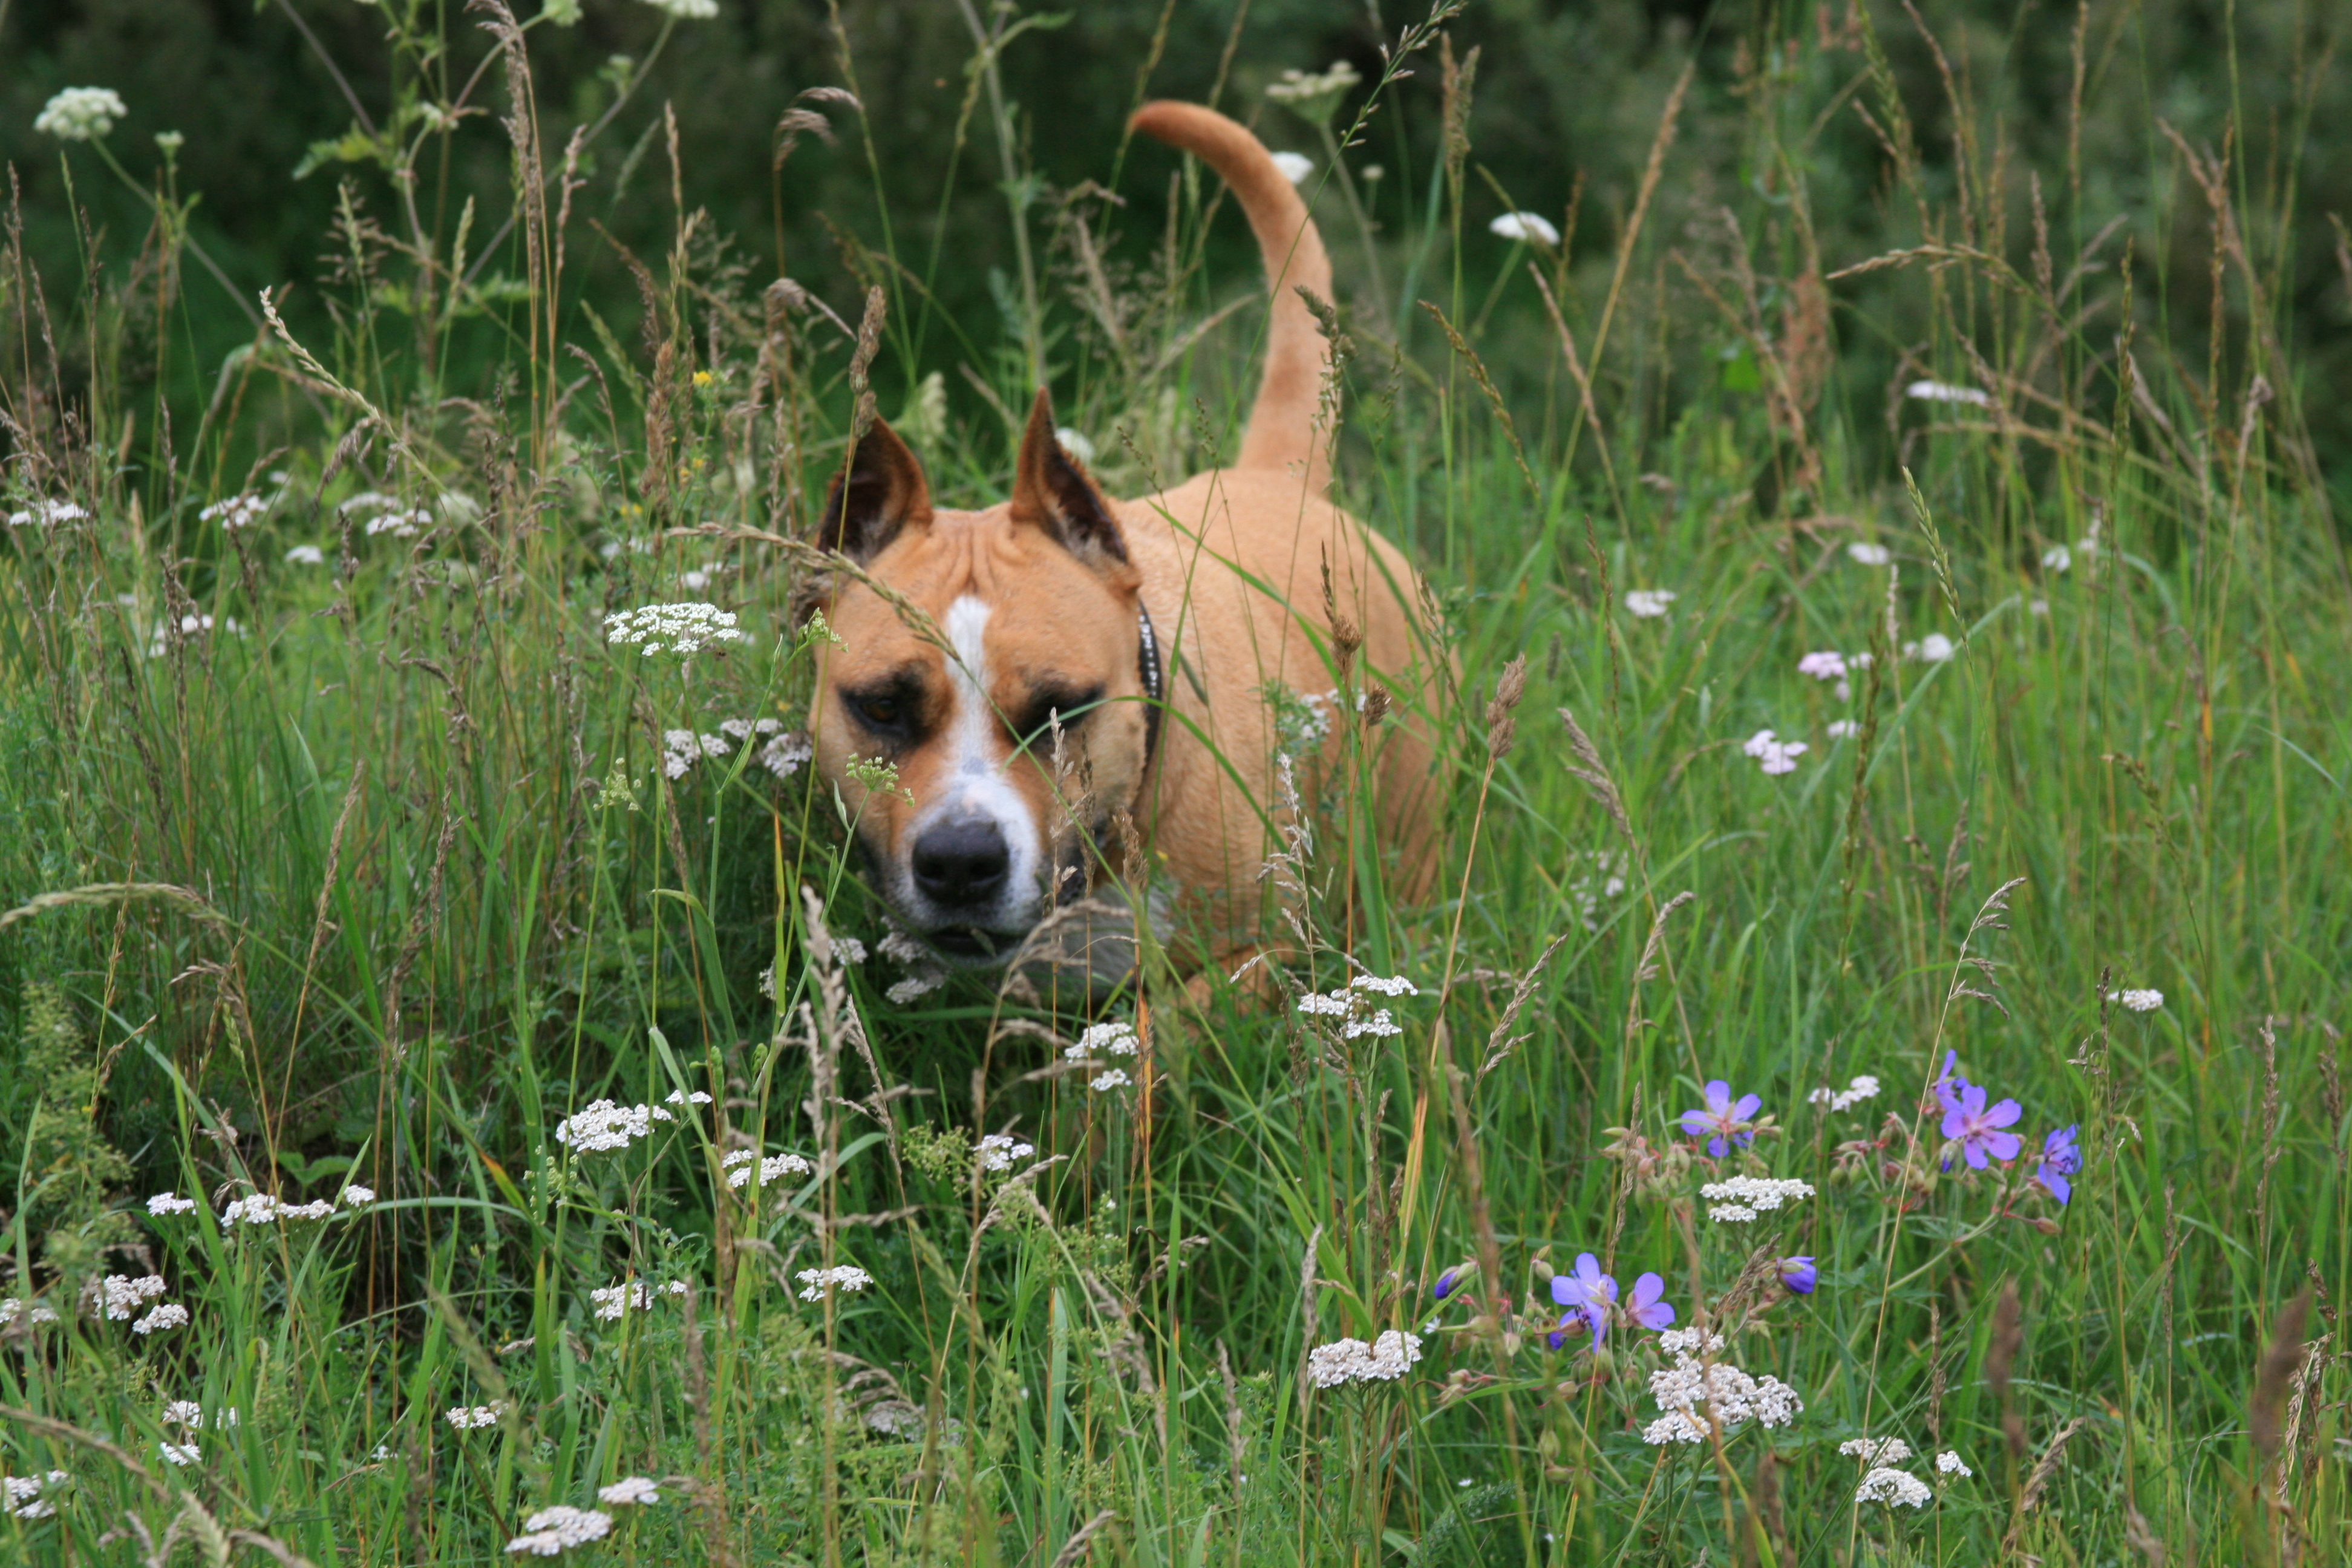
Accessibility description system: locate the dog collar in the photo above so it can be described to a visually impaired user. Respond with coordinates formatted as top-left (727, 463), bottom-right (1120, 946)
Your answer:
top-left (1137, 602), bottom-right (1165, 776)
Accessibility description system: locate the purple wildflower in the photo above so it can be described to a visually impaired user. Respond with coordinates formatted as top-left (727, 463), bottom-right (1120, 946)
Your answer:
top-left (2031, 1125), bottom-right (2080, 1204)
top-left (1779, 1256), bottom-right (1817, 1295)
top-left (1432, 1261), bottom-right (1476, 1301)
top-left (1624, 1272), bottom-right (1675, 1331)
top-left (1940, 1081), bottom-right (2024, 1169)
top-left (1550, 1253), bottom-right (1618, 1345)
top-left (1679, 1079), bottom-right (1763, 1158)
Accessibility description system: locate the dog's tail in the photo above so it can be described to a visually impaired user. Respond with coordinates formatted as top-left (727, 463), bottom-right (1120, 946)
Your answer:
top-left (1130, 100), bottom-right (1333, 494)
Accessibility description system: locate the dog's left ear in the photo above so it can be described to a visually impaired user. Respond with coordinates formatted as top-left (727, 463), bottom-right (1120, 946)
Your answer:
top-left (1011, 390), bottom-right (1134, 578)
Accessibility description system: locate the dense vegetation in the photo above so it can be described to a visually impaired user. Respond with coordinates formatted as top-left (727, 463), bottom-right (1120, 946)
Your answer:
top-left (3, 0), bottom-right (2350, 1561)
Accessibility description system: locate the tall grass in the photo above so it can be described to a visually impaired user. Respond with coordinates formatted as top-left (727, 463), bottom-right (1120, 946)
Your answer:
top-left (3, 0), bottom-right (2350, 1563)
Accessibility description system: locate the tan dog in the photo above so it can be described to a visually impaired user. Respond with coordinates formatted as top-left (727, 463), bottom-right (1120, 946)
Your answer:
top-left (808, 101), bottom-right (1440, 982)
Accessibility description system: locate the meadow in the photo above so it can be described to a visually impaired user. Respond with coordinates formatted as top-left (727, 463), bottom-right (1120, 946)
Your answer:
top-left (4, 0), bottom-right (2352, 1562)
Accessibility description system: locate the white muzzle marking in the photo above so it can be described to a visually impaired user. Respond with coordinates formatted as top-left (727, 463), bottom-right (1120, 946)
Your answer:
top-left (896, 595), bottom-right (1041, 935)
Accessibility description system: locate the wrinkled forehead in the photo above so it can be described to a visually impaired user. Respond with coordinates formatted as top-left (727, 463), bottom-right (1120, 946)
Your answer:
top-left (825, 515), bottom-right (1129, 677)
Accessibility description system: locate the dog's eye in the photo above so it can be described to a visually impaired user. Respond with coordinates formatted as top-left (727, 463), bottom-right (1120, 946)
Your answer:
top-left (845, 690), bottom-right (910, 733)
top-left (1014, 686), bottom-right (1103, 746)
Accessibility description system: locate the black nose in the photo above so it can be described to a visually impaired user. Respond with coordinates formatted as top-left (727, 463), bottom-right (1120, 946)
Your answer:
top-left (911, 817), bottom-right (1010, 908)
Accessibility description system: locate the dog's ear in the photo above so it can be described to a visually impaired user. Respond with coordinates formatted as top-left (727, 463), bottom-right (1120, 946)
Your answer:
top-left (818, 417), bottom-right (931, 563)
top-left (1010, 390), bottom-right (1134, 578)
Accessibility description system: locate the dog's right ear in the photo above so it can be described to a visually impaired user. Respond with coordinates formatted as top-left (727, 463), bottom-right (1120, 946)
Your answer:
top-left (817, 417), bottom-right (932, 563)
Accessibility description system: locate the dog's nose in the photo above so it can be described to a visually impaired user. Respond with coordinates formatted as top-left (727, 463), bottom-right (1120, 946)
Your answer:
top-left (911, 818), bottom-right (1010, 909)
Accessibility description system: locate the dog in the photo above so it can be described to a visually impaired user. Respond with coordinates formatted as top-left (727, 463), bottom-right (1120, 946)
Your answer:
top-left (806, 100), bottom-right (1441, 985)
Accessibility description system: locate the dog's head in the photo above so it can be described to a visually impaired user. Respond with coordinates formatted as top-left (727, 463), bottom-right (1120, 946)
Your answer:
top-left (808, 392), bottom-right (1155, 967)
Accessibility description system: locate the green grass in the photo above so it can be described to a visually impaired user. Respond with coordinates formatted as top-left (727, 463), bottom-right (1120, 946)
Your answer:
top-left (4, 1), bottom-right (2351, 1564)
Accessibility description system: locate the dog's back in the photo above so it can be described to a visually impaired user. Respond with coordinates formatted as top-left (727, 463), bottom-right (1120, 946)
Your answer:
top-left (1125, 104), bottom-right (1445, 933)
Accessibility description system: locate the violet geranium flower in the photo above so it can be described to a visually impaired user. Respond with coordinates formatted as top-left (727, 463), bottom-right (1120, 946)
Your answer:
top-left (1779, 1256), bottom-right (1818, 1295)
top-left (1940, 1080), bottom-right (2024, 1169)
top-left (1550, 1253), bottom-right (1618, 1345)
top-left (1624, 1272), bottom-right (1676, 1331)
top-left (1680, 1080), bottom-right (1763, 1157)
top-left (2031, 1125), bottom-right (2080, 1204)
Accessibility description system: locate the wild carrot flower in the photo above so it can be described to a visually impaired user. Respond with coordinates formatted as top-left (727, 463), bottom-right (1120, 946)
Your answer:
top-left (2031, 1124), bottom-right (2081, 1204)
top-left (1779, 1256), bottom-right (1817, 1295)
top-left (1550, 1253), bottom-right (1617, 1344)
top-left (1681, 1080), bottom-right (1763, 1157)
top-left (1939, 1079), bottom-right (2024, 1169)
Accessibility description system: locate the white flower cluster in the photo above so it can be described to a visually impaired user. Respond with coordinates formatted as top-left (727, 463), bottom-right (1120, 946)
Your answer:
top-left (145, 612), bottom-right (247, 659)
top-left (200, 493), bottom-right (270, 531)
top-left (342, 1184), bottom-right (376, 1206)
top-left (0, 1298), bottom-right (59, 1328)
top-left (2042, 544), bottom-right (2072, 572)
top-left (1935, 1449), bottom-right (1971, 1477)
top-left (1855, 1467), bottom-right (1933, 1507)
top-left (1847, 541), bottom-right (1892, 566)
top-left (641, 0), bottom-right (719, 18)
top-left (1623, 589), bottom-right (1676, 619)
top-left (1570, 848), bottom-right (1628, 932)
top-left (1838, 1436), bottom-right (1912, 1465)
top-left (1089, 1069), bottom-right (1132, 1093)
top-left (1306, 1330), bottom-right (1425, 1388)
top-left (1743, 728), bottom-right (1809, 777)
top-left (133, 1303), bottom-right (190, 1336)
top-left (7, 499), bottom-right (88, 528)
top-left (1904, 379), bottom-right (1991, 408)
top-left (597, 1476), bottom-right (661, 1506)
top-left (222, 1193), bottom-right (335, 1224)
top-left (604, 603), bottom-right (748, 658)
top-left (722, 1149), bottom-right (812, 1189)
top-left (1903, 633), bottom-right (1956, 664)
top-left (446, 1403), bottom-right (508, 1429)
top-left (1490, 211), bottom-right (1561, 246)
top-left (1269, 151), bottom-right (1315, 185)
top-left (1697, 1176), bottom-right (1814, 1225)
top-left (365, 509), bottom-right (431, 538)
top-left (2114, 987), bottom-right (2163, 1012)
top-left (506, 1504), bottom-right (614, 1555)
top-left (1296, 975), bottom-right (1418, 1039)
top-left (1078, 1020), bottom-right (1141, 1055)
top-left (1796, 651), bottom-right (1848, 681)
top-left (656, 720), bottom-right (809, 782)
top-left (35, 87), bottom-right (126, 142)
top-left (4, 1470), bottom-right (68, 1520)
top-left (1809, 1074), bottom-right (1880, 1111)
top-left (1639, 1342), bottom-right (1803, 1444)
top-left (286, 544), bottom-right (327, 565)
top-left (147, 1191), bottom-right (197, 1215)
top-left (163, 1400), bottom-right (204, 1428)
top-left (554, 1099), bottom-right (674, 1153)
top-left (589, 1279), bottom-right (689, 1322)
top-left (91, 1273), bottom-right (167, 1319)
top-left (976, 1134), bottom-right (1036, 1172)
top-left (158, 1441), bottom-right (200, 1467)
top-left (797, 1265), bottom-right (875, 1302)
top-left (664, 1088), bottom-right (712, 1106)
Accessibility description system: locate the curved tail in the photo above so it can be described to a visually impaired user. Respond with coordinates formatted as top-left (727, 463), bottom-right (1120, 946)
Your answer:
top-left (1130, 101), bottom-right (1333, 495)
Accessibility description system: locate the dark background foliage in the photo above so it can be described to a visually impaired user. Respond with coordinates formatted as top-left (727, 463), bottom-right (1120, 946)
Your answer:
top-left (6, 0), bottom-right (2349, 499)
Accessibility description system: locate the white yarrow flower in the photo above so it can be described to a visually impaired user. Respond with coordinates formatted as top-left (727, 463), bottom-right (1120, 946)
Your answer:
top-left (1489, 211), bottom-right (1561, 246)
top-left (132, 1303), bottom-right (191, 1335)
top-left (1855, 1466), bottom-right (1933, 1507)
top-left (598, 1476), bottom-right (661, 1506)
top-left (1089, 1069), bottom-right (1133, 1093)
top-left (796, 1265), bottom-right (874, 1302)
top-left (35, 87), bottom-right (128, 142)
top-left (1935, 1449), bottom-right (1971, 1477)
top-left (2115, 987), bottom-right (2163, 1012)
top-left (1797, 651), bottom-right (1847, 681)
top-left (1079, 1020), bottom-right (1139, 1056)
top-left (976, 1134), bottom-right (1036, 1172)
top-left (446, 1404), bottom-right (508, 1429)
top-left (1904, 379), bottom-right (1991, 408)
top-left (1846, 541), bottom-right (1892, 566)
top-left (1642, 1342), bottom-right (1803, 1443)
top-left (604, 602), bottom-right (748, 658)
top-left (1622, 589), bottom-right (1676, 619)
top-left (1808, 1074), bottom-right (1880, 1111)
top-left (285, 543), bottom-right (327, 564)
top-left (1839, 1436), bottom-right (1914, 1466)
top-left (2041, 544), bottom-right (2072, 572)
top-left (1741, 729), bottom-right (1808, 776)
top-left (554, 1099), bottom-right (671, 1153)
top-left (3, 1470), bottom-right (68, 1519)
top-left (147, 1191), bottom-right (197, 1215)
top-left (200, 492), bottom-right (269, 531)
top-left (341, 1184), bottom-right (377, 1207)
top-left (1903, 633), bottom-right (1956, 663)
top-left (506, 1505), bottom-right (614, 1555)
top-left (158, 1441), bottom-right (199, 1467)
